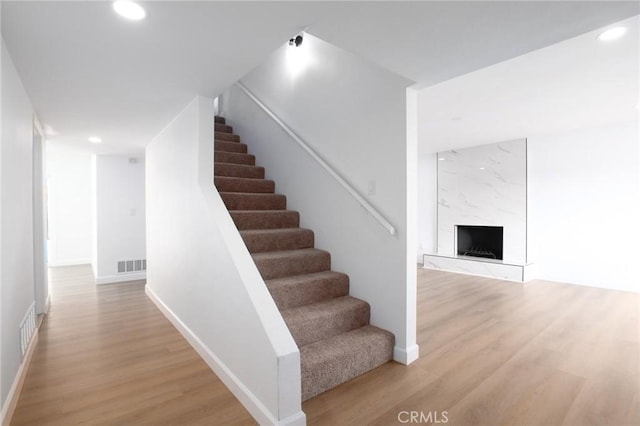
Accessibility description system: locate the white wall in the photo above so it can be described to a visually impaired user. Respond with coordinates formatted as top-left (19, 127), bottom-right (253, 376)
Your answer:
top-left (93, 155), bottom-right (146, 284)
top-left (90, 156), bottom-right (97, 276)
top-left (46, 144), bottom-right (93, 266)
top-left (146, 96), bottom-right (303, 425)
top-left (417, 153), bottom-right (437, 261)
top-left (528, 121), bottom-right (639, 292)
top-left (1, 7), bottom-right (4, 408)
top-left (226, 33), bottom-right (419, 363)
top-left (1, 38), bottom-right (35, 412)
top-left (417, 120), bottom-right (639, 292)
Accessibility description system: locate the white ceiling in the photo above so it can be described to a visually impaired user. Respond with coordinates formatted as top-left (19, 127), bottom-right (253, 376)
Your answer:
top-left (308, 1), bottom-right (640, 88)
top-left (2, 1), bottom-right (638, 155)
top-left (417, 14), bottom-right (639, 154)
top-left (1, 1), bottom-right (335, 154)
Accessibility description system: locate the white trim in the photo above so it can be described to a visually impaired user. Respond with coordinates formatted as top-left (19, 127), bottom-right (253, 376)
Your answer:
top-left (44, 295), bottom-right (51, 314)
top-left (278, 411), bottom-right (307, 426)
top-left (1, 330), bottom-right (39, 426)
top-left (48, 258), bottom-right (92, 267)
top-left (95, 272), bottom-right (146, 285)
top-left (393, 344), bottom-right (420, 365)
top-left (32, 112), bottom-right (44, 136)
top-left (236, 81), bottom-right (396, 236)
top-left (32, 119), bottom-right (48, 316)
top-left (405, 86), bottom-right (420, 372)
top-left (145, 285), bottom-right (305, 425)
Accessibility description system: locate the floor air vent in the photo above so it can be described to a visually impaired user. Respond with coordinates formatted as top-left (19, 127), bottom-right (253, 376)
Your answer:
top-left (117, 259), bottom-right (147, 273)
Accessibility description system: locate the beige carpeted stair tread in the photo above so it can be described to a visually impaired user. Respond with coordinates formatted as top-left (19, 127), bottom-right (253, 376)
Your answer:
top-left (252, 248), bottom-right (330, 280)
top-left (300, 325), bottom-right (394, 401)
top-left (215, 131), bottom-right (240, 142)
top-left (214, 162), bottom-right (265, 179)
top-left (214, 176), bottom-right (275, 194)
top-left (282, 296), bottom-right (370, 347)
top-left (215, 123), bottom-right (233, 133)
top-left (213, 116), bottom-right (395, 402)
top-left (215, 140), bottom-right (247, 153)
top-left (266, 271), bottom-right (349, 310)
top-left (230, 210), bottom-right (300, 230)
top-left (215, 151), bottom-right (256, 166)
top-left (240, 228), bottom-right (314, 253)
top-left (220, 192), bottom-right (286, 211)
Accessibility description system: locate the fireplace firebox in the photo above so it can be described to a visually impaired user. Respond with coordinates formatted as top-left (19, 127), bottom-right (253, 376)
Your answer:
top-left (457, 225), bottom-right (504, 260)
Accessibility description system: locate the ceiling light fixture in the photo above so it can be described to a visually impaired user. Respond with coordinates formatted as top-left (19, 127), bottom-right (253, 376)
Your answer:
top-left (88, 136), bottom-right (102, 144)
top-left (597, 27), bottom-right (626, 41)
top-left (113, 1), bottom-right (146, 21)
top-left (286, 34), bottom-right (310, 78)
top-left (289, 35), bottom-right (303, 47)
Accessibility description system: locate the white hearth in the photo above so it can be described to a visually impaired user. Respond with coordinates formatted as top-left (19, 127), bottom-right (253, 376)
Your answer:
top-left (423, 254), bottom-right (535, 282)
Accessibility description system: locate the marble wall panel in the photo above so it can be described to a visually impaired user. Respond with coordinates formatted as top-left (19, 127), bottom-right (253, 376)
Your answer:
top-left (437, 139), bottom-right (527, 263)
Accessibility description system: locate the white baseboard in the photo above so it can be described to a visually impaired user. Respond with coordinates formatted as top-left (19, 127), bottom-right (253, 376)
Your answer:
top-left (1, 330), bottom-right (39, 426)
top-left (145, 285), bottom-right (304, 425)
top-left (279, 411), bottom-right (307, 426)
top-left (394, 344), bottom-right (420, 365)
top-left (47, 258), bottom-right (92, 267)
top-left (95, 272), bottom-right (146, 285)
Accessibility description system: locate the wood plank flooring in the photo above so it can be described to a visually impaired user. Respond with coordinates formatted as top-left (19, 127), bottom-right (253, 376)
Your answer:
top-left (302, 268), bottom-right (639, 426)
top-left (10, 266), bottom-right (254, 425)
top-left (11, 265), bottom-right (639, 425)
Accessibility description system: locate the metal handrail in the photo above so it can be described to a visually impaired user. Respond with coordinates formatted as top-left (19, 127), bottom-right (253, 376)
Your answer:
top-left (236, 82), bottom-right (396, 236)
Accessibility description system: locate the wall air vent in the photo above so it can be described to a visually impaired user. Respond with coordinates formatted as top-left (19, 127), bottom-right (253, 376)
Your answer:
top-left (20, 303), bottom-right (36, 359)
top-left (117, 259), bottom-right (147, 273)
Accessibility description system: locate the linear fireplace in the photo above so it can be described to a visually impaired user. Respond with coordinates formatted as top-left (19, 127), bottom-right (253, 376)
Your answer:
top-left (457, 225), bottom-right (504, 260)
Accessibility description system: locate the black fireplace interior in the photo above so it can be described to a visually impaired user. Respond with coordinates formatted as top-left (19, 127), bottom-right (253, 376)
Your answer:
top-left (457, 226), bottom-right (504, 260)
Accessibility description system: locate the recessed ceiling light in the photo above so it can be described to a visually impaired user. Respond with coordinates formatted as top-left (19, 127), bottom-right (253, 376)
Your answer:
top-left (438, 157), bottom-right (445, 161)
top-left (88, 136), bottom-right (102, 144)
top-left (113, 1), bottom-right (146, 21)
top-left (597, 27), bottom-right (626, 41)
top-left (479, 167), bottom-right (486, 170)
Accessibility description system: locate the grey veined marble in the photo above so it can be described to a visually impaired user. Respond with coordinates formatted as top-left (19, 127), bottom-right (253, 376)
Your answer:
top-left (437, 139), bottom-right (527, 264)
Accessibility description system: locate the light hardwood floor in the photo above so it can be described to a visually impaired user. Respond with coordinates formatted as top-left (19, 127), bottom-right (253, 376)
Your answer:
top-left (10, 266), bottom-right (254, 425)
top-left (303, 268), bottom-right (639, 426)
top-left (11, 266), bottom-right (639, 425)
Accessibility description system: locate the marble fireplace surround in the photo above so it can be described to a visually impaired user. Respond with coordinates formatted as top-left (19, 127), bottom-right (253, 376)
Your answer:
top-left (424, 138), bottom-right (534, 282)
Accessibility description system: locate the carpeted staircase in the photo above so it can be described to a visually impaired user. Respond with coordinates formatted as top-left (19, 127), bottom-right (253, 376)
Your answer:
top-left (213, 116), bottom-right (395, 401)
